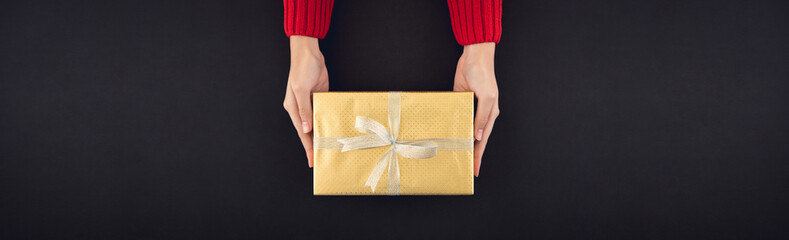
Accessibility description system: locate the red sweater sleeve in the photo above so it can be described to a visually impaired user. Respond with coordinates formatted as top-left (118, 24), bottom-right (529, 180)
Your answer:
top-left (283, 0), bottom-right (334, 39)
top-left (447, 0), bottom-right (502, 45)
top-left (283, 0), bottom-right (502, 45)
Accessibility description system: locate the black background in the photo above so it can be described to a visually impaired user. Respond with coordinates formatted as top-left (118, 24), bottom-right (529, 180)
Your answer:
top-left (1, 0), bottom-right (788, 239)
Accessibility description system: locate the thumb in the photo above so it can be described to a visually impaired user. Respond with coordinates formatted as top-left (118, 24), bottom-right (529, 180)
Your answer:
top-left (293, 88), bottom-right (313, 133)
top-left (474, 93), bottom-right (495, 140)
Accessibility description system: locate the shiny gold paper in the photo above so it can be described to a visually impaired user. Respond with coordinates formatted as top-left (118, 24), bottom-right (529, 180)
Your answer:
top-left (312, 92), bottom-right (474, 195)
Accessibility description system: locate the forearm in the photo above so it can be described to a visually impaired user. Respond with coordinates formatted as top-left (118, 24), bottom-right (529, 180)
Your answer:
top-left (463, 42), bottom-right (495, 59)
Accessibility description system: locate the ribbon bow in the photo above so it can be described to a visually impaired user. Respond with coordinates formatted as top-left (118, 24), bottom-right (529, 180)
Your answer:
top-left (338, 116), bottom-right (439, 194)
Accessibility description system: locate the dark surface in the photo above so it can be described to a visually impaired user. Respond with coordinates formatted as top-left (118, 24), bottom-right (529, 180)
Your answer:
top-left (1, 0), bottom-right (788, 239)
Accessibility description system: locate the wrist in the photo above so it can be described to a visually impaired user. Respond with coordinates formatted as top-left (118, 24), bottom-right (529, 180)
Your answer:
top-left (289, 35), bottom-right (322, 60)
top-left (462, 42), bottom-right (496, 59)
top-left (459, 42), bottom-right (496, 78)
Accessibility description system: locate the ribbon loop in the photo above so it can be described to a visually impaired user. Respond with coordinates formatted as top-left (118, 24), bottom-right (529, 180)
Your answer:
top-left (393, 140), bottom-right (438, 159)
top-left (353, 116), bottom-right (392, 143)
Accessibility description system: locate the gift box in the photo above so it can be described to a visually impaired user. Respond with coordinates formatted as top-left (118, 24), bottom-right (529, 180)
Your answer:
top-left (313, 92), bottom-right (474, 195)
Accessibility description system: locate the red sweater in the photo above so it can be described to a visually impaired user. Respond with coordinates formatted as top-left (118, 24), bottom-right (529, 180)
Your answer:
top-left (283, 0), bottom-right (502, 46)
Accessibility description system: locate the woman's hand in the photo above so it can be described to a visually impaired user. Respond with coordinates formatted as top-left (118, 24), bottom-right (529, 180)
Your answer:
top-left (283, 36), bottom-right (329, 168)
top-left (453, 42), bottom-right (500, 177)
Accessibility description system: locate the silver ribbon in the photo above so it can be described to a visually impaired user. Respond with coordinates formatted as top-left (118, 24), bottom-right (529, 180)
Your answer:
top-left (314, 92), bottom-right (474, 195)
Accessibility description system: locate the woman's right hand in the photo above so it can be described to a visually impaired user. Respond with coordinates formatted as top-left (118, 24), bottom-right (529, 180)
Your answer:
top-left (283, 35), bottom-right (329, 168)
top-left (453, 42), bottom-right (499, 177)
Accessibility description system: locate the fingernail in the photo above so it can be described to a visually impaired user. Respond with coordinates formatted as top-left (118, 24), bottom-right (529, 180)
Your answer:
top-left (302, 121), bottom-right (310, 133)
top-left (475, 129), bottom-right (483, 140)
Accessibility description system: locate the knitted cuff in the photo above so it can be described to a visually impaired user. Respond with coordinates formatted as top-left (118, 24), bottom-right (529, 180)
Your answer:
top-left (447, 0), bottom-right (502, 46)
top-left (284, 0), bottom-right (334, 39)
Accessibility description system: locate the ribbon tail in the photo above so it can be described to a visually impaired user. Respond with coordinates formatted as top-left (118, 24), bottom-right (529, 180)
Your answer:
top-left (387, 154), bottom-right (400, 195)
top-left (364, 147), bottom-right (394, 192)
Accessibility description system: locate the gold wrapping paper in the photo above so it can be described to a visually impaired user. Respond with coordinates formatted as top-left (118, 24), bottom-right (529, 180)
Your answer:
top-left (312, 92), bottom-right (474, 195)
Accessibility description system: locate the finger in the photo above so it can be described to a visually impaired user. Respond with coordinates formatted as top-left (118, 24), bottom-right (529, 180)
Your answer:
top-left (286, 105), bottom-right (314, 168)
top-left (284, 84), bottom-right (314, 167)
top-left (292, 85), bottom-right (314, 134)
top-left (474, 102), bottom-right (499, 177)
top-left (473, 91), bottom-right (496, 141)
